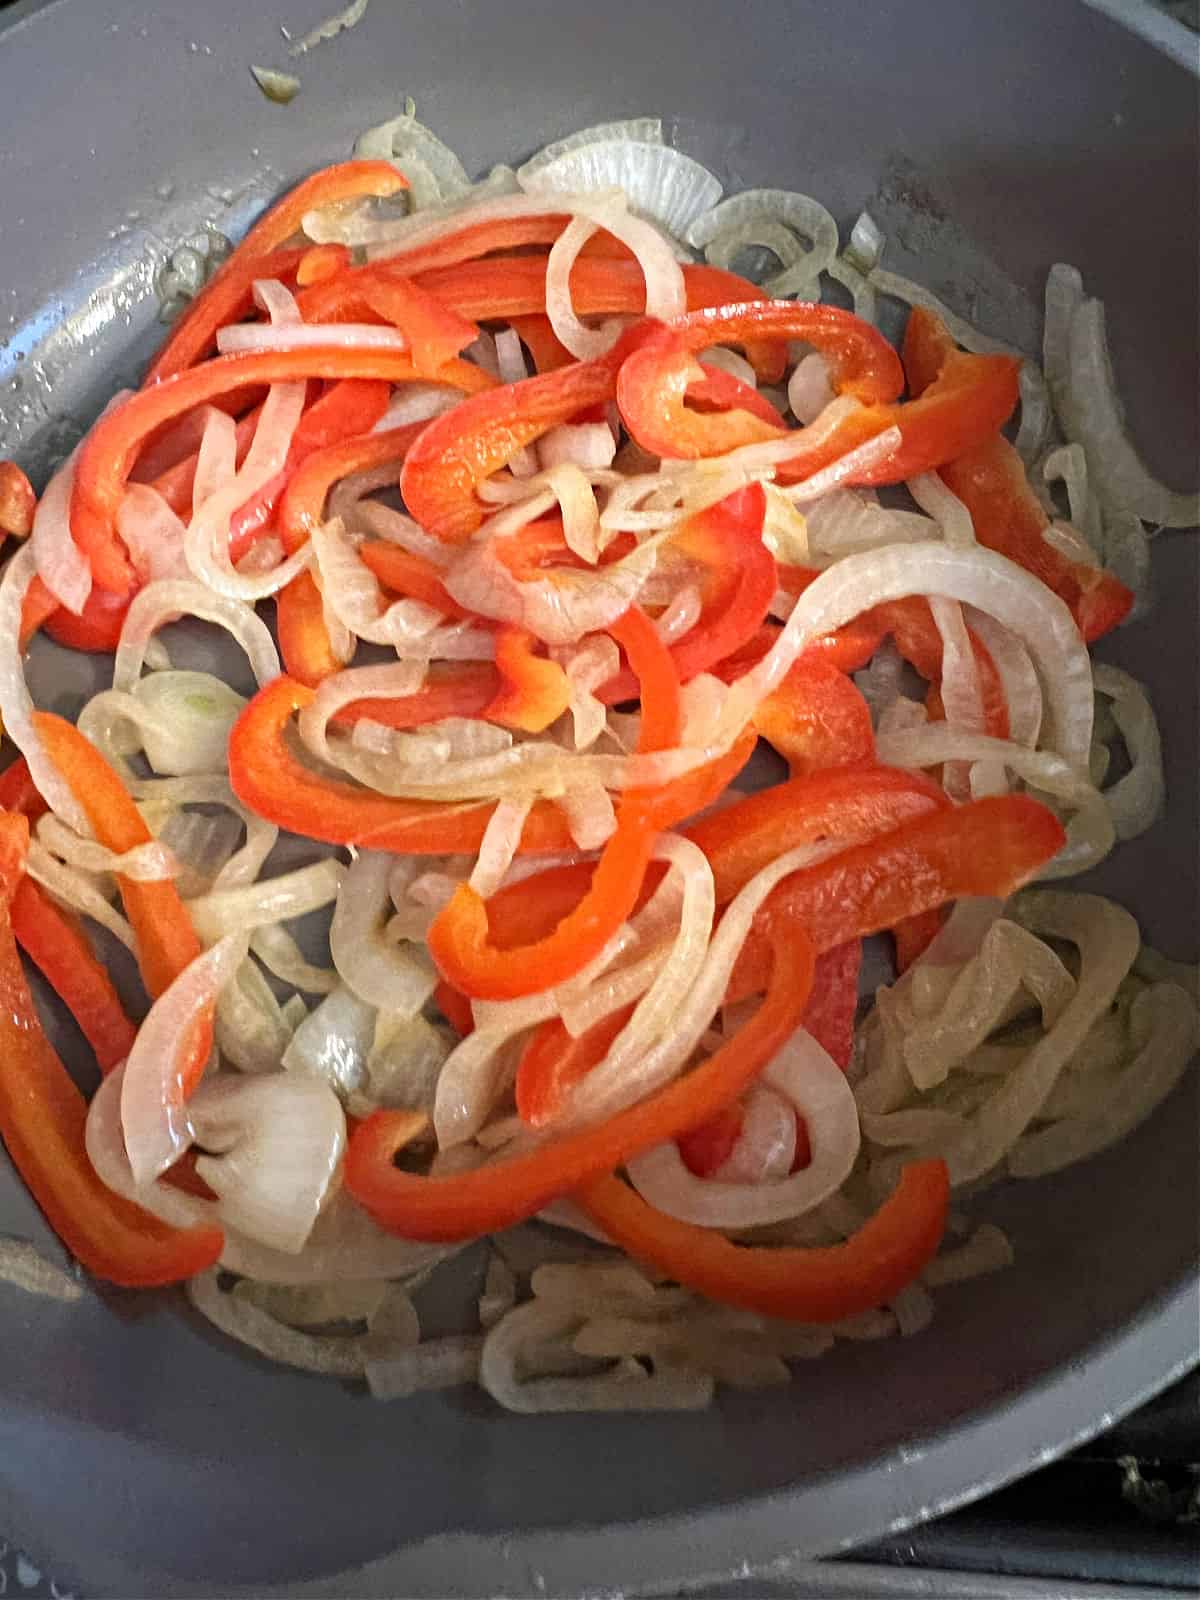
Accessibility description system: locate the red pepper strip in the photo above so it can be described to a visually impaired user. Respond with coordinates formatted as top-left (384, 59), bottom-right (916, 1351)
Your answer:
top-left (617, 301), bottom-right (1017, 486)
top-left (515, 1003), bottom-right (636, 1128)
top-left (893, 907), bottom-right (945, 973)
top-left (434, 979), bottom-right (475, 1038)
top-left (355, 276), bottom-right (479, 376)
top-left (724, 610), bottom-right (887, 680)
top-left (752, 657), bottom-right (876, 776)
top-left (508, 313), bottom-right (574, 374)
top-left (576, 1158), bottom-right (949, 1323)
top-left (686, 765), bottom-right (950, 906)
top-left (357, 541), bottom-right (470, 618)
top-left (72, 352), bottom-right (492, 596)
top-left (11, 878), bottom-right (137, 1074)
top-left (800, 939), bottom-right (862, 1070)
top-left (485, 627), bottom-right (573, 734)
top-left (0, 758), bottom-right (47, 821)
top-left (689, 362), bottom-right (788, 428)
top-left (18, 576), bottom-right (62, 651)
top-left (145, 162), bottom-right (408, 383)
top-left (152, 403), bottom-right (262, 517)
top-left (399, 322), bottom-right (656, 542)
top-left (726, 794), bottom-right (1066, 1005)
top-left (0, 460), bottom-right (35, 540)
top-left (346, 919), bottom-right (816, 1240)
top-left (276, 571), bottom-right (342, 687)
top-left (227, 378), bottom-right (392, 562)
top-left (334, 661), bottom-right (500, 731)
top-left (427, 605), bottom-right (681, 999)
top-left (677, 1105), bottom-right (746, 1178)
top-left (0, 813), bottom-right (224, 1287)
top-left (296, 243), bottom-right (352, 287)
top-left (277, 420), bottom-right (430, 554)
top-left (31, 714), bottom-right (205, 1013)
top-left (43, 584), bottom-right (132, 655)
top-left (228, 675), bottom-right (754, 856)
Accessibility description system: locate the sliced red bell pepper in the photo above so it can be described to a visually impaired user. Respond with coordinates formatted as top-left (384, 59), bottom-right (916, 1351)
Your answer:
top-left (508, 313), bottom-right (574, 374)
top-left (277, 420), bottom-right (430, 553)
top-left (42, 583), bottom-right (132, 654)
top-left (484, 627), bottom-right (573, 734)
top-left (434, 979), bottom-right (475, 1038)
top-left (726, 793), bottom-right (1066, 1004)
top-left (31, 714), bottom-right (204, 1010)
top-left (0, 460), bottom-right (35, 540)
top-left (357, 275), bottom-right (479, 376)
top-left (276, 571), bottom-right (343, 687)
top-left (515, 1003), bottom-right (636, 1128)
top-left (151, 403), bottom-right (262, 517)
top-left (752, 657), bottom-right (876, 775)
top-left (296, 243), bottom-right (352, 287)
top-left (689, 362), bottom-right (788, 428)
top-left (72, 351), bottom-right (492, 596)
top-left (345, 918), bottom-right (816, 1241)
top-left (676, 1104), bottom-right (745, 1178)
top-left (229, 675), bottom-right (754, 856)
top-left (893, 907), bottom-right (945, 973)
top-left (227, 378), bottom-right (391, 562)
top-left (399, 322), bottom-right (655, 542)
top-left (800, 939), bottom-right (862, 1070)
top-left (427, 605), bottom-right (680, 999)
top-left (0, 757), bottom-right (47, 821)
top-left (0, 813), bottom-right (223, 1287)
top-left (617, 301), bottom-right (1018, 488)
top-left (357, 541), bottom-right (470, 618)
top-left (575, 1158), bottom-right (949, 1322)
top-left (10, 878), bottom-right (137, 1074)
top-left (333, 661), bottom-right (500, 731)
top-left (684, 764), bottom-right (949, 905)
top-left (145, 161), bottom-right (408, 382)
top-left (18, 576), bottom-right (62, 651)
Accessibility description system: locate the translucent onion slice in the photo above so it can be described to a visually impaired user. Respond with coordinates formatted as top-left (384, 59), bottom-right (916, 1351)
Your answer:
top-left (963, 608), bottom-right (1042, 749)
top-left (31, 449), bottom-right (91, 613)
top-left (113, 578), bottom-right (280, 695)
top-left (1091, 665), bottom-right (1165, 842)
top-left (186, 859), bottom-right (344, 946)
top-left (282, 982), bottom-right (376, 1100)
top-left (331, 849), bottom-right (438, 1013)
top-left (685, 190), bottom-right (838, 296)
top-left (132, 670), bottom-right (246, 777)
top-left (516, 118), bottom-right (664, 180)
top-left (521, 143), bottom-right (719, 241)
top-left (627, 1029), bottom-right (859, 1227)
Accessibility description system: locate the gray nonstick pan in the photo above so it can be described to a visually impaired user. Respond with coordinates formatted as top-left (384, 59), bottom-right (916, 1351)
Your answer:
top-left (0, 0), bottom-right (1195, 1594)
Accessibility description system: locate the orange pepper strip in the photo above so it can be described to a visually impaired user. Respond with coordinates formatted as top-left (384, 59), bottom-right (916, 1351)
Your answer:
top-left (575, 1159), bottom-right (949, 1323)
top-left (333, 662), bottom-right (501, 731)
top-left (228, 676), bottom-right (753, 857)
top-left (10, 878), bottom-right (138, 1074)
top-left (345, 920), bottom-right (816, 1241)
top-left (30, 714), bottom-right (205, 1013)
top-left (145, 162), bottom-right (408, 383)
top-left (357, 541), bottom-right (470, 619)
top-left (752, 656), bottom-right (876, 776)
top-left (484, 628), bottom-right (573, 734)
top-left (427, 604), bottom-right (681, 999)
top-left (0, 813), bottom-right (223, 1287)
top-left (71, 352), bottom-right (492, 595)
top-left (515, 1003), bottom-right (637, 1129)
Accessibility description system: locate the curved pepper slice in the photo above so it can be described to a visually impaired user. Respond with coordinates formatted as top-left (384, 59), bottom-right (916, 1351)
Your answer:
top-left (515, 1003), bottom-right (636, 1129)
top-left (575, 1159), bottom-right (949, 1323)
top-left (485, 627), bottom-right (572, 734)
top-left (904, 306), bottom-right (1133, 643)
top-left (726, 793), bottom-right (1067, 1004)
top-left (333, 661), bottom-right (500, 731)
top-left (276, 571), bottom-right (343, 687)
top-left (72, 351), bottom-right (492, 595)
top-left (400, 322), bottom-right (655, 542)
top-left (11, 878), bottom-right (137, 1074)
top-left (617, 300), bottom-right (1018, 488)
top-left (0, 813), bottom-right (223, 1287)
top-left (345, 920), bottom-right (816, 1241)
top-left (228, 675), bottom-right (752, 856)
top-left (752, 657), bottom-right (876, 776)
top-left (277, 420), bottom-right (430, 553)
top-left (357, 540), bottom-right (469, 619)
top-left (145, 161), bottom-right (408, 383)
top-left (427, 605), bottom-right (681, 999)
top-left (0, 757), bottom-right (47, 821)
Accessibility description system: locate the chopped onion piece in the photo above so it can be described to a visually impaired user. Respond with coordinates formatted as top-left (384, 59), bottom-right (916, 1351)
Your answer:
top-left (1092, 665), bottom-right (1165, 842)
top-left (113, 579), bottom-right (280, 695)
top-left (330, 849), bottom-right (438, 1012)
top-left (283, 982), bottom-right (376, 1099)
top-left (31, 448), bottom-right (91, 613)
top-left (788, 353), bottom-right (835, 425)
top-left (686, 190), bottom-right (838, 297)
top-left (187, 859), bottom-right (344, 946)
top-left (132, 670), bottom-right (246, 776)
top-left (522, 143), bottom-right (719, 241)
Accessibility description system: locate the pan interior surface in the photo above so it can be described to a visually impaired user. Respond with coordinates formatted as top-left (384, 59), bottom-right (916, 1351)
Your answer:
top-left (0, 1), bottom-right (1195, 1594)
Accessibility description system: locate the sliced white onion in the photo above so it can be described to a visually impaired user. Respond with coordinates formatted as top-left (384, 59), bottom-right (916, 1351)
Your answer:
top-left (908, 472), bottom-right (975, 549)
top-left (366, 188), bottom-right (602, 265)
top-left (788, 353), bottom-right (835, 426)
top-left (1013, 362), bottom-right (1053, 466)
top-left (0, 545), bottom-right (89, 831)
top-left (191, 406), bottom-right (238, 512)
top-left (312, 517), bottom-right (446, 645)
top-left (686, 190), bottom-right (838, 297)
top-left (121, 932), bottom-right (248, 1185)
top-left (353, 104), bottom-right (472, 206)
top-left (25, 841), bottom-right (136, 951)
top-left (0, 1238), bottom-right (83, 1304)
top-left (522, 141), bottom-right (719, 241)
top-left (1059, 293), bottom-right (1198, 528)
top-left (359, 1010), bottom-right (454, 1115)
top-left (929, 596), bottom-right (994, 800)
top-left (329, 848), bottom-right (438, 1013)
top-left (35, 812), bottom-right (176, 883)
top-left (844, 211), bottom-right (885, 275)
top-left (116, 484), bottom-right (191, 584)
top-left (282, 981), bottom-right (376, 1099)
top-left (215, 954), bottom-right (298, 1075)
top-left (538, 422), bottom-right (618, 476)
top-left (294, 659), bottom-right (427, 770)
top-left (560, 782), bottom-right (616, 851)
top-left (367, 1335), bottom-right (484, 1401)
top-left (186, 859), bottom-right (344, 946)
top-left (131, 670), bottom-right (246, 776)
top-left (1042, 442), bottom-right (1103, 558)
top-left (249, 924), bottom-right (339, 995)
top-left (963, 608), bottom-right (1042, 749)
top-left (628, 1029), bottom-right (859, 1227)
top-left (1091, 664), bottom-right (1165, 842)
top-left (31, 449), bottom-right (91, 613)
top-left (716, 542), bottom-right (1095, 772)
top-left (113, 578), bottom-right (280, 695)
top-left (218, 323), bottom-right (410, 355)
